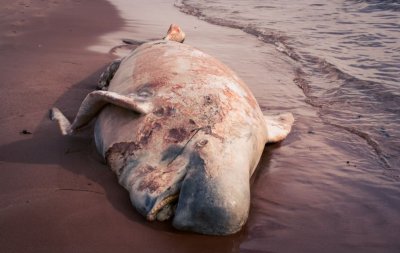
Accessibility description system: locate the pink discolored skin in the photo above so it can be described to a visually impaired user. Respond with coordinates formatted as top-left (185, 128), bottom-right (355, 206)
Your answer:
top-left (50, 33), bottom-right (294, 235)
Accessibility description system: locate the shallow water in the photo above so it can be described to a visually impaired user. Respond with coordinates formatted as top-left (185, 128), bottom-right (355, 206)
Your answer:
top-left (96, 0), bottom-right (399, 251)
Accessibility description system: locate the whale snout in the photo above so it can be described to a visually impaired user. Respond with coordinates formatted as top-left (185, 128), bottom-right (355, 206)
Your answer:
top-left (172, 152), bottom-right (250, 235)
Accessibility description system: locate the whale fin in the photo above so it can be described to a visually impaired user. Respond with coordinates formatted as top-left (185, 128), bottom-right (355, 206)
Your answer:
top-left (50, 90), bottom-right (153, 135)
top-left (163, 24), bottom-right (185, 43)
top-left (264, 112), bottom-right (294, 143)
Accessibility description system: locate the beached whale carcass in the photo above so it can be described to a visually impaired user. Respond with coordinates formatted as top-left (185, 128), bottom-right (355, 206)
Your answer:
top-left (51, 25), bottom-right (294, 235)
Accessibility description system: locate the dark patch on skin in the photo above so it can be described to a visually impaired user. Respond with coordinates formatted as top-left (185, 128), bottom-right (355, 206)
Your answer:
top-left (151, 41), bottom-right (167, 45)
top-left (202, 125), bottom-right (212, 135)
top-left (173, 152), bottom-right (214, 229)
top-left (145, 164), bottom-right (156, 172)
top-left (163, 128), bottom-right (202, 169)
top-left (138, 121), bottom-right (162, 146)
top-left (135, 194), bottom-right (157, 217)
top-left (153, 106), bottom-right (176, 117)
top-left (105, 142), bottom-right (141, 174)
top-left (105, 142), bottom-right (140, 159)
top-left (135, 82), bottom-right (163, 93)
top-left (167, 128), bottom-right (190, 143)
top-left (122, 164), bottom-right (163, 197)
top-left (138, 176), bottom-right (162, 193)
top-left (144, 196), bottom-right (156, 214)
top-left (116, 165), bottom-right (124, 177)
top-left (196, 125), bottom-right (224, 142)
top-left (154, 122), bottom-right (162, 130)
top-left (98, 59), bottom-right (121, 90)
top-left (139, 132), bottom-right (152, 146)
top-left (161, 145), bottom-right (184, 162)
top-left (136, 83), bottom-right (155, 94)
top-left (173, 151), bottom-right (241, 235)
top-left (122, 38), bottom-right (146, 45)
top-left (135, 164), bottom-right (180, 195)
top-left (204, 95), bottom-right (213, 105)
top-left (136, 85), bottom-right (154, 98)
top-left (153, 107), bottom-right (165, 117)
top-left (119, 160), bottom-right (140, 178)
top-left (130, 165), bottom-right (157, 185)
top-left (195, 139), bottom-right (208, 149)
top-left (105, 119), bottom-right (162, 176)
top-left (189, 119), bottom-right (196, 125)
top-left (196, 94), bottom-right (227, 131)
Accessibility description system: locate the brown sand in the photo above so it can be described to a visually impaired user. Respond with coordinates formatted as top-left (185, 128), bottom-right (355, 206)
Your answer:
top-left (0, 0), bottom-right (246, 252)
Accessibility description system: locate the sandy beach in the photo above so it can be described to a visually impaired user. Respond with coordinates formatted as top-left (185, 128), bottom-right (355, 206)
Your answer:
top-left (0, 0), bottom-right (252, 252)
top-left (1, 0), bottom-right (399, 252)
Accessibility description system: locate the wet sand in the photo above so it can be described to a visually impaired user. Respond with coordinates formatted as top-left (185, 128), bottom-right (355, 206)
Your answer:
top-left (1, 0), bottom-right (399, 253)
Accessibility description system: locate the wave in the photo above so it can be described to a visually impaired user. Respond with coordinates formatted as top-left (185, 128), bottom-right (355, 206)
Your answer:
top-left (175, 0), bottom-right (300, 60)
top-left (175, 0), bottom-right (399, 169)
top-left (346, 0), bottom-right (400, 12)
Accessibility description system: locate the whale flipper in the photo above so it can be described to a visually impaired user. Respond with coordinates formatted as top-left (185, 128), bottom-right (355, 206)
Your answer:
top-left (264, 113), bottom-right (294, 143)
top-left (50, 90), bottom-right (153, 135)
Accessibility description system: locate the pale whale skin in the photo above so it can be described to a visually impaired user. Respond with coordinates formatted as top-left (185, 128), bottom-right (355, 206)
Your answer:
top-left (51, 39), bottom-right (294, 235)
